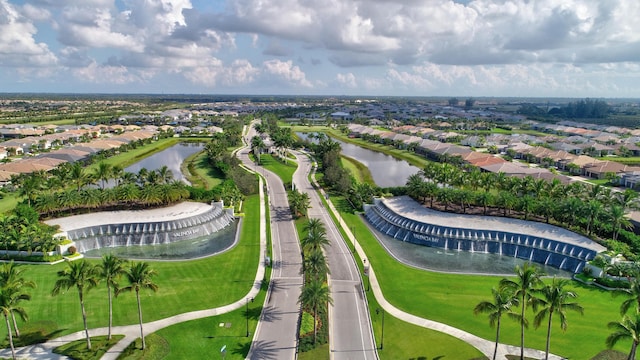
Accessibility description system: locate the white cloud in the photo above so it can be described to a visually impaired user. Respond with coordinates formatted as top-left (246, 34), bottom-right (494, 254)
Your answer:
top-left (182, 58), bottom-right (259, 87)
top-left (0, 0), bottom-right (57, 67)
top-left (72, 61), bottom-right (141, 84)
top-left (336, 73), bottom-right (357, 88)
top-left (262, 59), bottom-right (312, 87)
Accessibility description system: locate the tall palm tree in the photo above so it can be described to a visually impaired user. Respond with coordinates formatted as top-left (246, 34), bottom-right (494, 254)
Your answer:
top-left (302, 249), bottom-right (330, 281)
top-left (97, 255), bottom-right (128, 340)
top-left (301, 218), bottom-right (329, 253)
top-left (474, 287), bottom-right (520, 360)
top-left (533, 277), bottom-right (584, 360)
top-left (118, 262), bottom-right (158, 350)
top-left (94, 162), bottom-right (113, 189)
top-left (607, 313), bottom-right (640, 360)
top-left (52, 260), bottom-right (100, 350)
top-left (298, 279), bottom-right (333, 345)
top-left (499, 263), bottom-right (545, 360)
top-left (0, 286), bottom-right (30, 360)
top-left (610, 205), bottom-right (632, 241)
top-left (0, 262), bottom-right (35, 338)
top-left (157, 166), bottom-right (174, 184)
top-left (618, 270), bottom-right (640, 316)
top-left (69, 162), bottom-right (92, 192)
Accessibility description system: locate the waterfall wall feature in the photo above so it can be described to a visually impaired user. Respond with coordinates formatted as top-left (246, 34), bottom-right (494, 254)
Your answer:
top-left (47, 202), bottom-right (235, 253)
top-left (364, 197), bottom-right (606, 274)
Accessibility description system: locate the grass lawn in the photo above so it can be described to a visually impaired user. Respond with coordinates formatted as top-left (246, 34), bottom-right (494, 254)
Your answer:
top-left (0, 192), bottom-right (20, 215)
top-left (340, 155), bottom-right (374, 185)
top-left (184, 152), bottom-right (224, 189)
top-left (0, 194), bottom-right (261, 344)
top-left (53, 335), bottom-right (124, 360)
top-left (150, 269), bottom-right (270, 360)
top-left (331, 194), bottom-right (628, 359)
top-left (259, 154), bottom-right (297, 185)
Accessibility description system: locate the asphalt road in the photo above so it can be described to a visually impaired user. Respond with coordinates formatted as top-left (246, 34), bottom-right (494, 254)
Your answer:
top-left (242, 128), bottom-right (303, 360)
top-left (292, 151), bottom-right (377, 360)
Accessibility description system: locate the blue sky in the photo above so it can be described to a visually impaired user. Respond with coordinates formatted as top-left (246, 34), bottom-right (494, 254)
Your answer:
top-left (1, 0), bottom-right (640, 97)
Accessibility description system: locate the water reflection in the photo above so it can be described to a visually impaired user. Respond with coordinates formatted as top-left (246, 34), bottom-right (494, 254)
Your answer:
top-left (125, 142), bottom-right (205, 183)
top-left (297, 132), bottom-right (420, 187)
top-left (83, 219), bottom-right (238, 260)
top-left (368, 221), bottom-right (571, 277)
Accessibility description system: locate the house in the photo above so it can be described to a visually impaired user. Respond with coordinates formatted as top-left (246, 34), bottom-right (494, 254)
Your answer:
top-left (582, 161), bottom-right (640, 179)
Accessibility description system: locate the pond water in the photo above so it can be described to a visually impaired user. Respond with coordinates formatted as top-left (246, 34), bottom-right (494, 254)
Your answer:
top-left (82, 219), bottom-right (239, 260)
top-left (124, 142), bottom-right (205, 183)
top-left (369, 221), bottom-right (572, 277)
top-left (297, 132), bottom-right (420, 187)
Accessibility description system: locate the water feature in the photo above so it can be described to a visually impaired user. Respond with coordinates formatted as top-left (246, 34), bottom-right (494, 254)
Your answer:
top-left (83, 219), bottom-right (239, 260)
top-left (370, 222), bottom-right (571, 277)
top-left (297, 132), bottom-right (420, 187)
top-left (123, 142), bottom-right (204, 184)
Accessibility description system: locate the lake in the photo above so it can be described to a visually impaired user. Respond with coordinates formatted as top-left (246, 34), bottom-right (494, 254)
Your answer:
top-left (124, 142), bottom-right (205, 183)
top-left (297, 132), bottom-right (420, 187)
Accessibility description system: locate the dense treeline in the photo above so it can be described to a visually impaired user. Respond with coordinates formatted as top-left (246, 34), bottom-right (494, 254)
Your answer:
top-left (517, 98), bottom-right (610, 119)
top-left (0, 205), bottom-right (59, 259)
top-left (405, 162), bottom-right (640, 259)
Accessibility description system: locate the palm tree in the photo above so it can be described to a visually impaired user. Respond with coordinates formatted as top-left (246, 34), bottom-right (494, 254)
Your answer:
top-left (0, 262), bottom-right (35, 338)
top-left (301, 220), bottom-right (330, 255)
top-left (607, 313), bottom-right (640, 360)
top-left (474, 287), bottom-right (519, 360)
top-left (0, 286), bottom-right (30, 360)
top-left (610, 205), bottom-right (633, 241)
top-left (97, 255), bottom-right (128, 340)
top-left (302, 249), bottom-right (330, 281)
top-left (533, 277), bottom-right (584, 360)
top-left (69, 162), bottom-right (92, 192)
top-left (157, 166), bottom-right (174, 184)
top-left (118, 262), bottom-right (158, 350)
top-left (52, 260), bottom-right (100, 350)
top-left (618, 271), bottom-right (640, 316)
top-left (499, 263), bottom-right (545, 360)
top-left (94, 162), bottom-right (113, 189)
top-left (298, 278), bottom-right (333, 345)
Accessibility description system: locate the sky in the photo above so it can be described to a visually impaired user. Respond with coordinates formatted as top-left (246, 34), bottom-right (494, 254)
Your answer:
top-left (1, 0), bottom-right (640, 97)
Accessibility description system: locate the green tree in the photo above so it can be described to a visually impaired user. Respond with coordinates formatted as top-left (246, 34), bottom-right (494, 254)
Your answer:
top-left (302, 249), bottom-right (330, 282)
top-left (301, 219), bottom-right (329, 254)
top-left (94, 162), bottom-right (113, 190)
top-left (0, 262), bottom-right (35, 338)
top-left (607, 314), bottom-right (640, 360)
top-left (474, 287), bottom-right (519, 360)
top-left (97, 255), bottom-right (128, 340)
top-left (499, 263), bottom-right (545, 360)
top-left (0, 286), bottom-right (30, 360)
top-left (533, 278), bottom-right (584, 360)
top-left (52, 260), bottom-right (100, 350)
top-left (118, 262), bottom-right (158, 350)
top-left (298, 279), bottom-right (333, 345)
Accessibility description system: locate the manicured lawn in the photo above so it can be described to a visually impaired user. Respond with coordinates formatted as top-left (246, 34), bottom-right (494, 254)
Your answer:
top-left (53, 335), bottom-right (124, 360)
top-left (333, 195), bottom-right (628, 359)
top-left (151, 270), bottom-right (269, 360)
top-left (0, 194), bottom-right (261, 343)
top-left (340, 155), bottom-right (374, 185)
top-left (185, 152), bottom-right (224, 189)
top-left (260, 154), bottom-right (297, 185)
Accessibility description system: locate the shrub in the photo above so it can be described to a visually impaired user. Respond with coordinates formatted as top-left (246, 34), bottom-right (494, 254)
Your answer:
top-left (67, 246), bottom-right (77, 255)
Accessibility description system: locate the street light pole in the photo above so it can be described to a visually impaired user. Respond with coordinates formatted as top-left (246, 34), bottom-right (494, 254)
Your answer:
top-left (246, 297), bottom-right (254, 337)
top-left (376, 308), bottom-right (385, 350)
